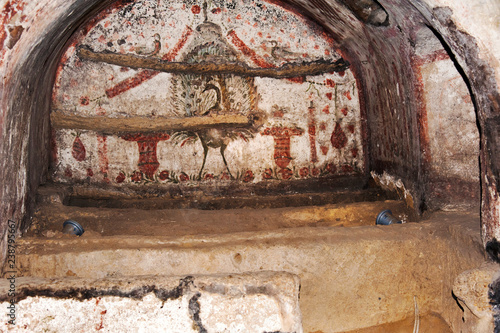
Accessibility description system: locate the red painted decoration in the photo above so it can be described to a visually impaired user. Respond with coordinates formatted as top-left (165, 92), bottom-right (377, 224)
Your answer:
top-left (97, 135), bottom-right (109, 182)
top-left (131, 171), bottom-right (143, 182)
top-left (228, 30), bottom-right (273, 69)
top-left (191, 5), bottom-right (201, 14)
top-left (280, 168), bottom-right (293, 180)
top-left (263, 168), bottom-right (273, 179)
top-left (159, 170), bottom-right (170, 180)
top-left (308, 103), bottom-right (318, 163)
top-left (72, 135), bottom-right (86, 161)
top-left (242, 170), bottom-right (254, 182)
top-left (299, 167), bottom-right (309, 178)
top-left (121, 133), bottom-right (170, 180)
top-left (331, 122), bottom-right (347, 149)
top-left (325, 79), bottom-right (335, 88)
top-left (80, 96), bottom-right (90, 105)
top-left (261, 127), bottom-right (303, 179)
top-left (326, 163), bottom-right (336, 174)
top-left (227, 30), bottom-right (303, 83)
top-left (320, 145), bottom-right (329, 155)
top-left (116, 172), bottom-right (126, 183)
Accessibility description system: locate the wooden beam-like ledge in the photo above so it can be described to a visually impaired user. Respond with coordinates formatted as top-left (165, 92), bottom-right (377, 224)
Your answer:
top-left (51, 112), bottom-right (253, 134)
top-left (77, 46), bottom-right (350, 78)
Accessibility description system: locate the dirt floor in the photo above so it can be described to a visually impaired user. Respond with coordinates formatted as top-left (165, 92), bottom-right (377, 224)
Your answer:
top-left (341, 313), bottom-right (453, 333)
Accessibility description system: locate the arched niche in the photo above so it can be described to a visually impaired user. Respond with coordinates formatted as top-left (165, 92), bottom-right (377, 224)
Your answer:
top-left (50, 0), bottom-right (366, 191)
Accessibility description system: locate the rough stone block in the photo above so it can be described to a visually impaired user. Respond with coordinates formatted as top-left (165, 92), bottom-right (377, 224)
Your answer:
top-left (0, 271), bottom-right (302, 333)
top-left (453, 262), bottom-right (500, 333)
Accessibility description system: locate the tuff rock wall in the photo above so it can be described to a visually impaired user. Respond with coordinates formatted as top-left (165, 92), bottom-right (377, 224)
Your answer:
top-left (0, 0), bottom-right (499, 265)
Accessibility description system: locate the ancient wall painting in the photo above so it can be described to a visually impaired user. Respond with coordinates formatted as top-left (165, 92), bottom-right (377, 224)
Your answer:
top-left (50, 0), bottom-right (364, 186)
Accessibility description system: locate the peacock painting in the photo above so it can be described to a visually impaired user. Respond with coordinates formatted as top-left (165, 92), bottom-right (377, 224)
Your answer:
top-left (169, 20), bottom-right (264, 180)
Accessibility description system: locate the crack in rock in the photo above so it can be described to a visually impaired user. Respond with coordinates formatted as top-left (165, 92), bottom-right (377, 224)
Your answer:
top-left (189, 292), bottom-right (207, 333)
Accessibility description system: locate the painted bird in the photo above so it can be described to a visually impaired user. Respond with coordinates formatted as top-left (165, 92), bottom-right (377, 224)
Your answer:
top-left (269, 40), bottom-right (303, 62)
top-left (170, 22), bottom-right (265, 180)
top-left (135, 33), bottom-right (161, 56)
top-left (172, 77), bottom-right (263, 180)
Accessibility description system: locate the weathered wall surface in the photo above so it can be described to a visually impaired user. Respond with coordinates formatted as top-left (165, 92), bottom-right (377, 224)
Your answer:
top-left (0, 0), bottom-right (83, 273)
top-left (404, 0), bottom-right (500, 247)
top-left (414, 25), bottom-right (479, 210)
top-left (0, 272), bottom-right (303, 333)
top-left (0, 0), bottom-right (498, 331)
top-left (0, 0), bottom-right (498, 280)
top-left (0, 0), bottom-right (499, 260)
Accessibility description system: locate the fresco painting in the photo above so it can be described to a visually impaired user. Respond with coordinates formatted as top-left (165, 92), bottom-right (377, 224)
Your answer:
top-left (51, 0), bottom-right (364, 186)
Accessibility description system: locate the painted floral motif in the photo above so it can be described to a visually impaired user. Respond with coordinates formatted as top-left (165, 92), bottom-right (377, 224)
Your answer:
top-left (326, 163), bottom-right (336, 174)
top-left (116, 171), bottom-right (126, 183)
top-left (191, 5), bottom-right (201, 14)
top-left (242, 170), bottom-right (254, 183)
top-left (220, 172), bottom-right (231, 181)
top-left (79, 96), bottom-right (90, 105)
top-left (263, 168), bottom-right (273, 179)
top-left (280, 168), bottom-right (293, 180)
top-left (131, 171), bottom-right (143, 183)
top-left (179, 172), bottom-right (190, 182)
top-left (159, 170), bottom-right (170, 181)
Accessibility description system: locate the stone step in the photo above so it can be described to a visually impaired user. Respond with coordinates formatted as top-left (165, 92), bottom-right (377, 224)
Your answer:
top-left (0, 271), bottom-right (302, 333)
top-left (9, 211), bottom-right (485, 332)
top-left (26, 200), bottom-right (409, 237)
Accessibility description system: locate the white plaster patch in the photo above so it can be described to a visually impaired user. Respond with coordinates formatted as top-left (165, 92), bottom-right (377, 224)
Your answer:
top-left (4, 295), bottom-right (196, 333)
top-left (0, 272), bottom-right (303, 333)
